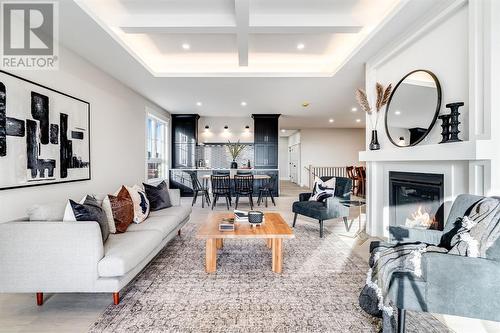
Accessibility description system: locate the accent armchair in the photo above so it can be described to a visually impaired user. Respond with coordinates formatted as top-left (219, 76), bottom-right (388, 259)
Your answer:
top-left (292, 176), bottom-right (352, 238)
top-left (379, 194), bottom-right (500, 332)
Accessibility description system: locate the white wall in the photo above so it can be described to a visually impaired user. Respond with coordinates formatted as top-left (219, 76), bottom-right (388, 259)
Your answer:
top-left (371, 5), bottom-right (469, 147)
top-left (0, 45), bottom-right (169, 222)
top-left (300, 128), bottom-right (365, 187)
top-left (198, 116), bottom-right (253, 143)
top-left (278, 137), bottom-right (289, 180)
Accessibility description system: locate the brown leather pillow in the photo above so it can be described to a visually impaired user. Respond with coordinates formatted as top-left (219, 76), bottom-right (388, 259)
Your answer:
top-left (108, 186), bottom-right (134, 233)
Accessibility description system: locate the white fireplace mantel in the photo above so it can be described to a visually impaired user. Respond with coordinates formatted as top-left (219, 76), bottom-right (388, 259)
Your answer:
top-left (359, 140), bottom-right (494, 162)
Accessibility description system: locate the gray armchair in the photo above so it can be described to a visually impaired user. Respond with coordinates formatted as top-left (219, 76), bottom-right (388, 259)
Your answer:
top-left (379, 194), bottom-right (500, 332)
top-left (292, 176), bottom-right (352, 238)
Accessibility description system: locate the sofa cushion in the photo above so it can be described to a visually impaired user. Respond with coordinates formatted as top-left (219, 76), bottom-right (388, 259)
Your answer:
top-left (143, 181), bottom-right (172, 211)
top-left (98, 230), bottom-right (162, 277)
top-left (108, 186), bottom-right (134, 233)
top-left (149, 205), bottom-right (192, 220)
top-left (127, 214), bottom-right (182, 237)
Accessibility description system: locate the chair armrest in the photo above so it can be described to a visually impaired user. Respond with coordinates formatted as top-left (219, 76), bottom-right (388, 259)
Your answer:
top-left (299, 192), bottom-right (312, 201)
top-left (168, 189), bottom-right (181, 206)
top-left (389, 226), bottom-right (442, 245)
top-left (422, 252), bottom-right (500, 321)
top-left (0, 221), bottom-right (104, 292)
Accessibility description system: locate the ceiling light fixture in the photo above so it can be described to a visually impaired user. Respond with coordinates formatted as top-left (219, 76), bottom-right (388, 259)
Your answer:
top-left (224, 125), bottom-right (229, 130)
top-left (297, 43), bottom-right (305, 50)
top-left (240, 101), bottom-right (247, 107)
top-left (302, 102), bottom-right (310, 107)
top-left (245, 125), bottom-right (250, 129)
top-left (329, 118), bottom-right (334, 123)
top-left (281, 129), bottom-right (286, 133)
top-left (395, 110), bottom-right (401, 115)
top-left (351, 107), bottom-right (358, 112)
top-left (204, 125), bottom-right (209, 130)
top-left (356, 118), bottom-right (361, 123)
top-left (196, 102), bottom-right (202, 106)
top-left (182, 43), bottom-right (190, 50)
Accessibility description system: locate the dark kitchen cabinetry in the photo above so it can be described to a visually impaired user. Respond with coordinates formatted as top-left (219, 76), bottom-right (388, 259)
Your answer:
top-left (252, 114), bottom-right (280, 169)
top-left (171, 114), bottom-right (199, 169)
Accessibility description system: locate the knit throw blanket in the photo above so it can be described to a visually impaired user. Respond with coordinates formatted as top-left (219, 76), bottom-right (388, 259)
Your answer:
top-left (359, 197), bottom-right (500, 333)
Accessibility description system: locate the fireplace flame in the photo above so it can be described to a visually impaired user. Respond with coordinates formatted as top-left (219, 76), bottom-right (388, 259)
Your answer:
top-left (405, 206), bottom-right (434, 228)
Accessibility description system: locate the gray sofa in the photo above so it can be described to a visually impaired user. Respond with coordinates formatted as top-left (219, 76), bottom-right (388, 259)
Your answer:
top-left (0, 189), bottom-right (191, 306)
top-left (381, 194), bottom-right (500, 332)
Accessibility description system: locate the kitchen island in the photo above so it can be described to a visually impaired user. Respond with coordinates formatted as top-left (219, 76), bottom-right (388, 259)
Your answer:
top-left (169, 168), bottom-right (279, 198)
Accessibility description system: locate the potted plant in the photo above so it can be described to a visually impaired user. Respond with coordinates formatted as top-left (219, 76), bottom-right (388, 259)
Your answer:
top-left (356, 82), bottom-right (392, 150)
top-left (226, 140), bottom-right (246, 169)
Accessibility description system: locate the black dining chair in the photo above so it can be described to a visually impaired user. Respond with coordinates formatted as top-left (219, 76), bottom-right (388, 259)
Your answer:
top-left (236, 170), bottom-right (252, 175)
top-left (257, 174), bottom-right (276, 208)
top-left (213, 170), bottom-right (230, 175)
top-left (234, 174), bottom-right (254, 209)
top-left (211, 175), bottom-right (232, 210)
top-left (186, 171), bottom-right (210, 208)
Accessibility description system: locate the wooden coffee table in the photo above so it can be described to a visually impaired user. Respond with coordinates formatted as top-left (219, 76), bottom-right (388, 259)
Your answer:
top-left (196, 212), bottom-right (294, 273)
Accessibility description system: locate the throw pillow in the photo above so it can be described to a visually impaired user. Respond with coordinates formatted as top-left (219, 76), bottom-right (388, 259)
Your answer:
top-left (143, 181), bottom-right (172, 211)
top-left (126, 185), bottom-right (150, 223)
top-left (101, 195), bottom-right (116, 233)
top-left (108, 186), bottom-right (134, 233)
top-left (310, 176), bottom-right (336, 202)
top-left (63, 196), bottom-right (110, 242)
top-left (28, 202), bottom-right (66, 221)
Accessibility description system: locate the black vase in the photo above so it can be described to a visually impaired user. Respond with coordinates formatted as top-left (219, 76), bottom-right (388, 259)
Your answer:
top-left (369, 130), bottom-right (380, 150)
top-left (230, 160), bottom-right (238, 169)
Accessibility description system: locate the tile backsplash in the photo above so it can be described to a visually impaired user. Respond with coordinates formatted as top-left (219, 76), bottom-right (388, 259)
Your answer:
top-left (195, 144), bottom-right (254, 168)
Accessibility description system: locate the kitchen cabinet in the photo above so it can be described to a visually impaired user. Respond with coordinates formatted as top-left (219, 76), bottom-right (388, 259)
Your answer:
top-left (171, 114), bottom-right (199, 169)
top-left (252, 114), bottom-right (280, 168)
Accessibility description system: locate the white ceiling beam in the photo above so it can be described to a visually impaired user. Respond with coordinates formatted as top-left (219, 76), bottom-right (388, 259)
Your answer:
top-left (248, 25), bottom-right (362, 34)
top-left (235, 0), bottom-right (249, 67)
top-left (121, 26), bottom-right (236, 34)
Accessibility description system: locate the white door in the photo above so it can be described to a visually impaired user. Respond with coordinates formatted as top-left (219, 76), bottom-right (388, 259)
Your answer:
top-left (289, 144), bottom-right (300, 185)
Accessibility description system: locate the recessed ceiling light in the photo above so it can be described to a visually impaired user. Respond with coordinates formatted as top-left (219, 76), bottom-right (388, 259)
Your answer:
top-left (395, 110), bottom-right (401, 115)
top-left (196, 101), bottom-right (202, 106)
top-left (329, 118), bottom-right (334, 123)
top-left (240, 101), bottom-right (247, 106)
top-left (356, 118), bottom-right (361, 123)
top-left (281, 129), bottom-right (286, 133)
top-left (182, 43), bottom-right (190, 50)
top-left (351, 107), bottom-right (358, 112)
top-left (297, 43), bottom-right (305, 50)
top-left (302, 102), bottom-right (310, 107)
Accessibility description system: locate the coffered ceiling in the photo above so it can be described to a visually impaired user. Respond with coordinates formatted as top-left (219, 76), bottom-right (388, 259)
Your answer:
top-left (75, 0), bottom-right (400, 77)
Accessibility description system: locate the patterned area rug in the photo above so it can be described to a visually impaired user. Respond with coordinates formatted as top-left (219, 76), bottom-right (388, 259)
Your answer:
top-left (89, 222), bottom-right (452, 333)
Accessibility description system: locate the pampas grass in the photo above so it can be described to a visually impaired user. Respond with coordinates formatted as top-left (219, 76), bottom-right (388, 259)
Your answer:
top-left (356, 82), bottom-right (392, 129)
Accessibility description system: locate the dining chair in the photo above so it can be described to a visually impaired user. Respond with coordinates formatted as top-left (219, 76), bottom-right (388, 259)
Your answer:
top-left (236, 170), bottom-right (252, 175)
top-left (210, 175), bottom-right (232, 210)
top-left (234, 174), bottom-right (254, 209)
top-left (347, 166), bottom-right (360, 196)
top-left (355, 166), bottom-right (366, 197)
top-left (257, 174), bottom-right (276, 207)
top-left (186, 171), bottom-right (210, 208)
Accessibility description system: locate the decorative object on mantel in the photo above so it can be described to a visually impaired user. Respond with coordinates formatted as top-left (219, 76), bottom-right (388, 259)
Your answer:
top-left (385, 69), bottom-right (442, 148)
top-left (356, 82), bottom-right (392, 150)
top-left (438, 114), bottom-right (451, 143)
top-left (226, 140), bottom-right (246, 169)
top-left (438, 102), bottom-right (463, 143)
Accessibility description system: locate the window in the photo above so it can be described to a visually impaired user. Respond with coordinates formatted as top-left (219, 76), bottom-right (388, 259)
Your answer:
top-left (146, 114), bottom-right (168, 182)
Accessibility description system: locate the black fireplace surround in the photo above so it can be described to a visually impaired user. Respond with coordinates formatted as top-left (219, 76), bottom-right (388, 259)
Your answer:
top-left (389, 171), bottom-right (444, 230)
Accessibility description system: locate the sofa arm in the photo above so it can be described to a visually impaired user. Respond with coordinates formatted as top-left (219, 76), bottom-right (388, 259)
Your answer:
top-left (422, 252), bottom-right (500, 321)
top-left (0, 221), bottom-right (104, 293)
top-left (389, 226), bottom-right (442, 245)
top-left (168, 189), bottom-right (181, 206)
top-left (299, 192), bottom-right (312, 201)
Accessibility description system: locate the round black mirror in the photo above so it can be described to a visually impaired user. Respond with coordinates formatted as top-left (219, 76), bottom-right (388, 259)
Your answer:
top-left (385, 70), bottom-right (441, 147)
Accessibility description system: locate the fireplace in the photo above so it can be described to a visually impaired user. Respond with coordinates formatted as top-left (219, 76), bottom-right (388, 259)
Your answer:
top-left (389, 171), bottom-right (444, 230)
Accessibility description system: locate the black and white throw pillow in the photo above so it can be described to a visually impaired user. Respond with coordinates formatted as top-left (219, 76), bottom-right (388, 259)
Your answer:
top-left (143, 181), bottom-right (172, 211)
top-left (63, 195), bottom-right (110, 242)
top-left (126, 185), bottom-right (150, 223)
top-left (310, 177), bottom-right (336, 202)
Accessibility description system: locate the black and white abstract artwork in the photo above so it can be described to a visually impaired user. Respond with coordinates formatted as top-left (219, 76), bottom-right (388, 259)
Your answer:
top-left (0, 71), bottom-right (90, 190)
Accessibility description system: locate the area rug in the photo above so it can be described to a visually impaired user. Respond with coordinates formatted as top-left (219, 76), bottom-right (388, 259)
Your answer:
top-left (89, 222), bottom-right (452, 333)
